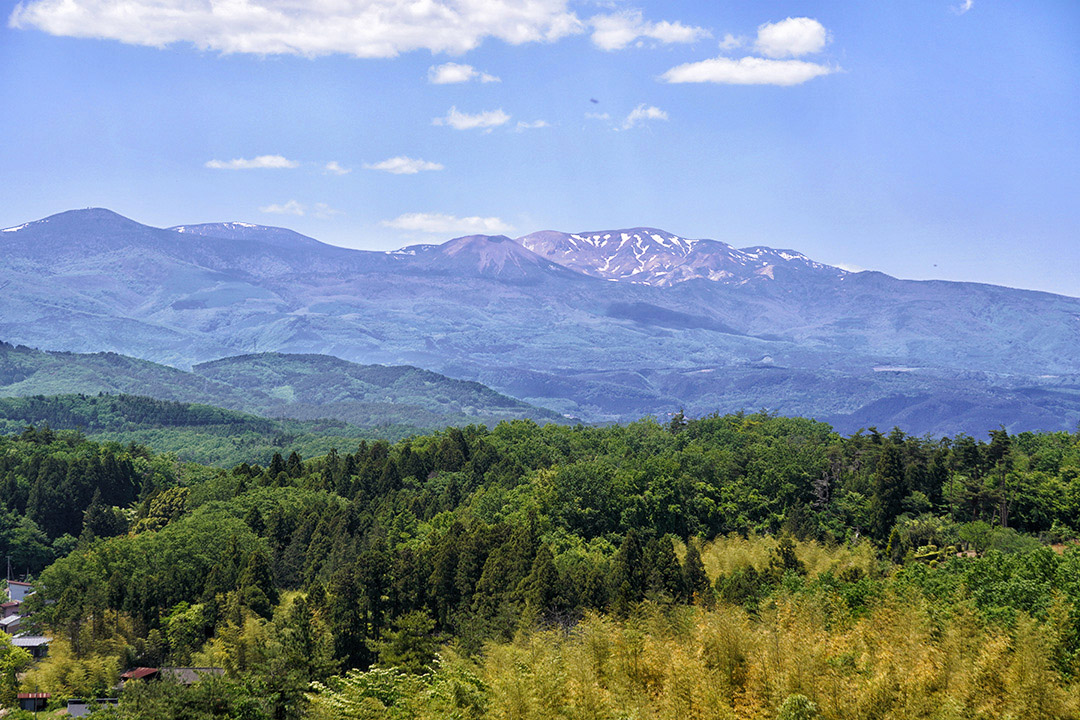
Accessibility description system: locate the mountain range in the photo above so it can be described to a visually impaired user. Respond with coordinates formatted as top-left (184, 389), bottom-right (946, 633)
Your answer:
top-left (0, 341), bottom-right (560, 430)
top-left (3, 208), bottom-right (1079, 436)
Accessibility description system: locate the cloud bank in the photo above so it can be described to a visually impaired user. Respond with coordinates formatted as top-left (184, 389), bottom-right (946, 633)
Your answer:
top-left (515, 120), bottom-right (550, 131)
top-left (9, 0), bottom-right (585, 57)
top-left (205, 155), bottom-right (298, 170)
top-left (382, 212), bottom-right (513, 234)
top-left (433, 107), bottom-right (511, 131)
top-left (622, 104), bottom-right (668, 129)
top-left (364, 157), bottom-right (444, 174)
top-left (754, 17), bottom-right (828, 58)
top-left (590, 10), bottom-right (709, 51)
top-left (662, 56), bottom-right (835, 86)
top-left (261, 201), bottom-right (340, 218)
top-left (428, 62), bottom-right (500, 84)
top-left (661, 17), bottom-right (835, 87)
top-left (323, 161), bottom-right (351, 175)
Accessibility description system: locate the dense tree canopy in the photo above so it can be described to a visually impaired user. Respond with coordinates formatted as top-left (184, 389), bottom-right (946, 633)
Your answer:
top-left (2, 412), bottom-right (1080, 718)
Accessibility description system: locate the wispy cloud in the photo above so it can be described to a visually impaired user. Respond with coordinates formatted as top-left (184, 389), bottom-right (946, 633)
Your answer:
top-left (433, 107), bottom-right (511, 131)
top-left (9, 0), bottom-right (585, 57)
top-left (259, 200), bottom-right (306, 216)
top-left (363, 157), bottom-right (444, 175)
top-left (754, 17), bottom-right (828, 58)
top-left (382, 212), bottom-right (513, 235)
top-left (260, 201), bottom-right (340, 218)
top-left (323, 161), bottom-right (351, 176)
top-left (953, 0), bottom-right (974, 14)
top-left (622, 104), bottom-right (668, 130)
top-left (515, 120), bottom-right (550, 131)
top-left (205, 155), bottom-right (298, 170)
top-left (719, 33), bottom-right (744, 50)
top-left (428, 62), bottom-right (500, 84)
top-left (590, 10), bottom-right (709, 51)
top-left (662, 56), bottom-right (836, 86)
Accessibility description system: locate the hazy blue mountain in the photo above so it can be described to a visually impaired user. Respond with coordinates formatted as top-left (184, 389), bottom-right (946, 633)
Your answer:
top-left (0, 342), bottom-right (563, 430)
top-left (3, 208), bottom-right (1079, 435)
top-left (169, 221), bottom-right (326, 249)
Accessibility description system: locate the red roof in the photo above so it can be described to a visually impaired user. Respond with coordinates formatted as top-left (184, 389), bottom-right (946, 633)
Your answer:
top-left (7, 581), bottom-right (32, 587)
top-left (1, 601), bottom-right (19, 607)
top-left (18, 693), bottom-right (50, 699)
top-left (121, 667), bottom-right (160, 680)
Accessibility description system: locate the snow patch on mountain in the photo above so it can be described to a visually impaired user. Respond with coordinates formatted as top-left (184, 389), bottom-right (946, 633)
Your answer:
top-left (515, 228), bottom-right (846, 287)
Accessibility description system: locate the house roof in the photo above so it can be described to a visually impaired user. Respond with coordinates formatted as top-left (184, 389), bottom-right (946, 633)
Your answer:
top-left (1, 601), bottom-right (20, 608)
top-left (11, 635), bottom-right (50, 647)
top-left (0, 615), bottom-right (21, 626)
top-left (120, 667), bottom-right (159, 680)
top-left (7, 581), bottom-right (32, 587)
top-left (18, 693), bottom-right (50, 699)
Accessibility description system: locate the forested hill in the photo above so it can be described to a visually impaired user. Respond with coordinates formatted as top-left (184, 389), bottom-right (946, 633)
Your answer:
top-left (0, 341), bottom-right (563, 430)
top-left (0, 393), bottom-right (389, 466)
top-left (0, 393), bottom-right (276, 433)
top-left (4, 413), bottom-right (1080, 718)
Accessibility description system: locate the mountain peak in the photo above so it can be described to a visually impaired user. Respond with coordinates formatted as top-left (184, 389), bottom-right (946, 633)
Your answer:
top-left (167, 221), bottom-right (325, 249)
top-left (402, 233), bottom-right (580, 284)
top-left (2, 207), bottom-right (147, 234)
top-left (515, 228), bottom-right (845, 287)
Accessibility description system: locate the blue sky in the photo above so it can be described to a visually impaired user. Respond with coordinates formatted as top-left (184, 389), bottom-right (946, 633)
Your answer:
top-left (1, 0), bottom-right (1078, 295)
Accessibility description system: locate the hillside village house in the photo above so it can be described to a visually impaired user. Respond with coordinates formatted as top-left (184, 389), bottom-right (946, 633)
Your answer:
top-left (2, 580), bottom-right (50, 658)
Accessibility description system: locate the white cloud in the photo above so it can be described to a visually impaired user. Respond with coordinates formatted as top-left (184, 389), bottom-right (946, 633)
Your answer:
top-left (9, 0), bottom-right (585, 58)
top-left (433, 106), bottom-right (511, 131)
top-left (953, 0), bottom-right (974, 14)
top-left (205, 155), bottom-right (298, 170)
top-left (260, 200), bottom-right (341, 218)
top-left (718, 33), bottom-right (743, 50)
top-left (661, 56), bottom-right (836, 86)
top-left (754, 17), bottom-right (828, 58)
top-left (260, 200), bottom-right (306, 216)
top-left (515, 119), bottom-right (550, 131)
top-left (312, 203), bottom-right (342, 219)
top-left (590, 10), bottom-right (709, 51)
top-left (622, 104), bottom-right (668, 129)
top-left (428, 62), bottom-right (500, 84)
top-left (382, 212), bottom-right (513, 235)
top-left (363, 156), bottom-right (445, 174)
top-left (323, 161), bottom-right (351, 176)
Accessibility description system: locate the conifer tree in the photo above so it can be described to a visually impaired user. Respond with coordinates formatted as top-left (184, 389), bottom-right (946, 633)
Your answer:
top-left (644, 535), bottom-right (684, 601)
top-left (285, 451), bottom-right (304, 478)
top-left (682, 540), bottom-right (712, 607)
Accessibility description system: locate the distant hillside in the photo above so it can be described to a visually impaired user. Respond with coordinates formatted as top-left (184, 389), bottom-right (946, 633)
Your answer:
top-left (0, 393), bottom-right (272, 432)
top-left (0, 393), bottom-right (382, 467)
top-left (0, 342), bottom-right (563, 431)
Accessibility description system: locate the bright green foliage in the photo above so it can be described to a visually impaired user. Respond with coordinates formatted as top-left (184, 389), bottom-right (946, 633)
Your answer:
top-left (7, 411), bottom-right (1080, 717)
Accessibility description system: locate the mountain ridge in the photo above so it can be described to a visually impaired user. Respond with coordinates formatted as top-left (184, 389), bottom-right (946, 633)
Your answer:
top-left (0, 341), bottom-right (564, 429)
top-left (3, 208), bottom-right (1079, 435)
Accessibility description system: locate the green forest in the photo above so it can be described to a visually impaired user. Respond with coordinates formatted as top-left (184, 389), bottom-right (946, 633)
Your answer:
top-left (0, 393), bottom-right (397, 467)
top-left (2, 410), bottom-right (1080, 719)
